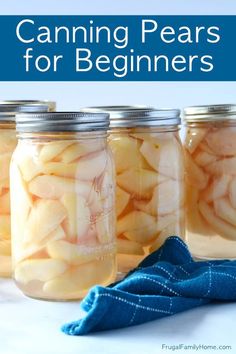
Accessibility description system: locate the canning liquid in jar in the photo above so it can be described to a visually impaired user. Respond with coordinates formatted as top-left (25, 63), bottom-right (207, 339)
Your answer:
top-left (83, 107), bottom-right (185, 274)
top-left (0, 101), bottom-right (55, 277)
top-left (10, 112), bottom-right (116, 300)
top-left (184, 104), bottom-right (236, 259)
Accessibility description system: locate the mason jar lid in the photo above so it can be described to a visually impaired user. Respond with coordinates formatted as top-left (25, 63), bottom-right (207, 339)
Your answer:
top-left (82, 106), bottom-right (180, 128)
top-left (0, 100), bottom-right (56, 122)
top-left (15, 112), bottom-right (110, 133)
top-left (184, 104), bottom-right (236, 122)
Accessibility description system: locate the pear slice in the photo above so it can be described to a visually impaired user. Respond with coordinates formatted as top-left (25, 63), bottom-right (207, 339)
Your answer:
top-left (184, 127), bottom-right (208, 154)
top-left (129, 132), bottom-right (173, 144)
top-left (186, 184), bottom-right (199, 210)
top-left (83, 224), bottom-right (98, 245)
top-left (10, 163), bottom-right (33, 210)
top-left (187, 206), bottom-right (213, 236)
top-left (40, 225), bottom-right (65, 243)
top-left (39, 141), bottom-right (73, 162)
top-left (205, 157), bottom-right (236, 176)
top-left (134, 179), bottom-right (184, 216)
top-left (117, 211), bottom-right (157, 245)
top-left (29, 175), bottom-right (75, 199)
top-left (150, 221), bottom-right (178, 253)
top-left (156, 213), bottom-right (178, 233)
top-left (194, 151), bottom-right (217, 167)
top-left (109, 136), bottom-right (145, 174)
top-left (76, 150), bottom-right (107, 181)
top-left (85, 170), bottom-right (114, 217)
top-left (0, 131), bottom-right (17, 154)
top-left (18, 156), bottom-right (43, 182)
top-left (15, 258), bottom-right (68, 284)
top-left (43, 162), bottom-right (77, 178)
top-left (97, 168), bottom-right (114, 201)
top-left (61, 193), bottom-right (77, 238)
top-left (149, 234), bottom-right (168, 253)
top-left (199, 200), bottom-right (236, 240)
top-left (75, 180), bottom-right (94, 200)
top-left (60, 143), bottom-right (83, 163)
top-left (117, 168), bottom-right (158, 199)
top-left (0, 240), bottom-right (11, 256)
top-left (117, 238), bottom-right (144, 255)
top-left (76, 197), bottom-right (91, 239)
top-left (87, 189), bottom-right (104, 215)
top-left (0, 179), bottom-right (9, 194)
top-left (0, 255), bottom-right (12, 277)
top-left (0, 216), bottom-right (10, 240)
top-left (199, 141), bottom-right (215, 155)
top-left (47, 240), bottom-right (115, 266)
top-left (61, 141), bottom-right (103, 163)
top-left (151, 211), bottom-right (185, 253)
top-left (186, 185), bottom-right (213, 236)
top-left (133, 198), bottom-right (156, 215)
top-left (116, 186), bottom-right (130, 217)
top-left (0, 191), bottom-right (10, 214)
top-left (229, 177), bottom-right (236, 209)
top-left (214, 198), bottom-right (236, 227)
top-left (140, 140), bottom-right (184, 180)
top-left (24, 199), bottom-right (67, 244)
top-left (96, 211), bottom-right (115, 244)
top-left (185, 152), bottom-right (209, 190)
top-left (0, 153), bottom-right (12, 181)
top-left (14, 226), bottom-right (65, 263)
top-left (138, 141), bottom-right (158, 173)
top-left (10, 163), bottom-right (32, 245)
top-left (205, 128), bottom-right (236, 156)
top-left (61, 194), bottom-right (91, 239)
top-left (43, 257), bottom-right (115, 297)
top-left (201, 175), bottom-right (231, 203)
top-left (159, 179), bottom-right (184, 215)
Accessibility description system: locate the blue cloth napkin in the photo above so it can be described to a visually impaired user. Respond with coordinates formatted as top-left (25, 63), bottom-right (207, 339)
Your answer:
top-left (62, 236), bottom-right (236, 335)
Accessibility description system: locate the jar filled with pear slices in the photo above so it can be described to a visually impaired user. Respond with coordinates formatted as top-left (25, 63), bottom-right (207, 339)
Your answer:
top-left (10, 112), bottom-right (116, 300)
top-left (83, 107), bottom-right (185, 274)
top-left (184, 104), bottom-right (236, 259)
top-left (0, 101), bottom-right (55, 277)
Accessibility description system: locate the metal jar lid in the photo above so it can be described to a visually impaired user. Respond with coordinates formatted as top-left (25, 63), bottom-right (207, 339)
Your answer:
top-left (0, 100), bottom-right (56, 122)
top-left (82, 106), bottom-right (181, 128)
top-left (184, 104), bottom-right (236, 122)
top-left (15, 112), bottom-right (110, 133)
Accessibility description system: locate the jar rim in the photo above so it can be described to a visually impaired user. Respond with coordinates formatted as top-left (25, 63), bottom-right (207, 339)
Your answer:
top-left (82, 106), bottom-right (181, 128)
top-left (0, 100), bottom-right (56, 122)
top-left (15, 111), bottom-right (110, 133)
top-left (184, 104), bottom-right (236, 122)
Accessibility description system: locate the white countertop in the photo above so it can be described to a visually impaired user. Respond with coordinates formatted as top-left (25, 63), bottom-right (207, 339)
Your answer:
top-left (0, 278), bottom-right (235, 354)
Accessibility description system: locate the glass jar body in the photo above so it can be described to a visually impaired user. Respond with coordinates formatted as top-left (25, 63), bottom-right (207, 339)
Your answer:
top-left (0, 124), bottom-right (17, 276)
top-left (10, 132), bottom-right (116, 300)
top-left (184, 121), bottom-right (236, 259)
top-left (108, 127), bottom-right (185, 274)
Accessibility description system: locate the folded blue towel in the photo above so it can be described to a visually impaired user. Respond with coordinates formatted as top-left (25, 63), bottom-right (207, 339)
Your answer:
top-left (62, 236), bottom-right (236, 336)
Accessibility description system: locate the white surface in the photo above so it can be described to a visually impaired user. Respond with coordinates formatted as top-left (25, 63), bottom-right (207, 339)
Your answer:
top-left (0, 278), bottom-right (235, 354)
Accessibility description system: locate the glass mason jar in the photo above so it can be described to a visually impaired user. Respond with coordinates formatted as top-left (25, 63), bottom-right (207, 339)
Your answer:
top-left (184, 104), bottom-right (236, 259)
top-left (0, 100), bottom-right (55, 277)
top-left (83, 106), bottom-right (185, 274)
top-left (10, 112), bottom-right (116, 300)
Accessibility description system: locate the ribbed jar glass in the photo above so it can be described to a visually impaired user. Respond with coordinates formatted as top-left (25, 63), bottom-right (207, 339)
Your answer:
top-left (184, 104), bottom-right (236, 259)
top-left (10, 112), bottom-right (116, 300)
top-left (0, 100), bottom-right (55, 277)
top-left (83, 106), bottom-right (185, 275)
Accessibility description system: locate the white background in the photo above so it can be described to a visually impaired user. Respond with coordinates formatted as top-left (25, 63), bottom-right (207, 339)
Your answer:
top-left (0, 0), bottom-right (236, 111)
